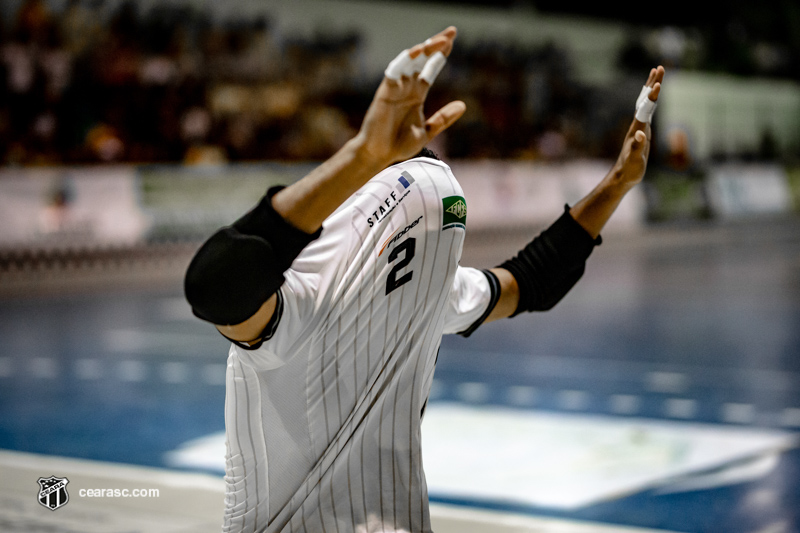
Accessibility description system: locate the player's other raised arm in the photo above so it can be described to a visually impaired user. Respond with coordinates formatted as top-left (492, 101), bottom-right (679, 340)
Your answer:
top-left (184, 28), bottom-right (466, 347)
top-left (569, 66), bottom-right (664, 238)
top-left (482, 66), bottom-right (665, 324)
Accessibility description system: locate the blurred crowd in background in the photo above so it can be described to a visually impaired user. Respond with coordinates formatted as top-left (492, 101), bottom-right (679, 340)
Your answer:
top-left (1, 0), bottom-right (798, 166)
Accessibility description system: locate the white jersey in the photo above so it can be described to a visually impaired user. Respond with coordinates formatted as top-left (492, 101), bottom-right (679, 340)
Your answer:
top-left (222, 157), bottom-right (497, 533)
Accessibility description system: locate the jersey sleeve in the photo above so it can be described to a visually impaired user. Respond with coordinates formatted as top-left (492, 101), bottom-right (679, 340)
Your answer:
top-left (230, 219), bottom-right (350, 370)
top-left (442, 267), bottom-right (501, 338)
top-left (229, 269), bottom-right (319, 370)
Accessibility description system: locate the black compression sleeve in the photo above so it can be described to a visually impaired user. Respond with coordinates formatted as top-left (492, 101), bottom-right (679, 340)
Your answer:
top-left (185, 186), bottom-right (321, 325)
top-left (232, 186), bottom-right (323, 270)
top-left (498, 205), bottom-right (600, 316)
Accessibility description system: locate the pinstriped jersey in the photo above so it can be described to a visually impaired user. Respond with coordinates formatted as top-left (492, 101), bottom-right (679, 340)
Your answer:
top-left (222, 157), bottom-right (495, 533)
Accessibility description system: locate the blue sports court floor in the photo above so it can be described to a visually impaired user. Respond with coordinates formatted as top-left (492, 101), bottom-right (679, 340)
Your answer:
top-left (1, 217), bottom-right (799, 533)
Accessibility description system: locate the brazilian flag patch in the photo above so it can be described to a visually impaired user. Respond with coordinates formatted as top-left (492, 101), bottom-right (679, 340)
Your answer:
top-left (442, 195), bottom-right (467, 230)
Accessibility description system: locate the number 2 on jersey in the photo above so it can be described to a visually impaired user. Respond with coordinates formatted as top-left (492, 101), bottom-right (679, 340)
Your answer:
top-left (385, 238), bottom-right (416, 295)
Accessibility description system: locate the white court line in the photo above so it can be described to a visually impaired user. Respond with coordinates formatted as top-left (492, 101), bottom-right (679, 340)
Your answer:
top-left (646, 372), bottom-right (688, 394)
top-left (30, 357), bottom-right (57, 379)
top-left (118, 360), bottom-right (147, 382)
top-left (103, 329), bottom-right (215, 353)
top-left (75, 358), bottom-right (103, 380)
top-left (781, 408), bottom-right (800, 428)
top-left (664, 398), bottom-right (698, 419)
top-left (456, 382), bottom-right (490, 403)
top-left (558, 390), bottom-right (590, 411)
top-left (609, 394), bottom-right (641, 415)
top-left (439, 349), bottom-right (800, 394)
top-left (722, 403), bottom-right (756, 424)
top-left (506, 386), bottom-right (538, 406)
top-left (160, 362), bottom-right (188, 384)
top-left (202, 364), bottom-right (226, 386)
top-left (429, 379), bottom-right (447, 400)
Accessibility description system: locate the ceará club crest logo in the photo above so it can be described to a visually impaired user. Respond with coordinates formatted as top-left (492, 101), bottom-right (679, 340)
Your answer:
top-left (37, 475), bottom-right (70, 511)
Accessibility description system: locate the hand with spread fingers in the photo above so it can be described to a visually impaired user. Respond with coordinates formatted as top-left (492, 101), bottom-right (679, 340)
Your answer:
top-left (567, 65), bottom-right (664, 240)
top-left (264, 27), bottom-right (465, 236)
top-left (355, 26), bottom-right (466, 166)
top-left (611, 65), bottom-right (665, 188)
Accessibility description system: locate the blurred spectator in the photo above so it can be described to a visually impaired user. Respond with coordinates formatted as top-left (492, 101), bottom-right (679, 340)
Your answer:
top-left (60, 0), bottom-right (102, 57)
top-left (1, 1), bottom-right (797, 166)
top-left (16, 0), bottom-right (52, 44)
top-left (0, 1), bottom-right (611, 164)
top-left (664, 126), bottom-right (693, 173)
top-left (85, 123), bottom-right (124, 162)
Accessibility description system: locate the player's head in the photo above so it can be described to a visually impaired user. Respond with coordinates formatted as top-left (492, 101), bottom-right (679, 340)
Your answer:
top-left (184, 227), bottom-right (281, 326)
top-left (413, 147), bottom-right (441, 161)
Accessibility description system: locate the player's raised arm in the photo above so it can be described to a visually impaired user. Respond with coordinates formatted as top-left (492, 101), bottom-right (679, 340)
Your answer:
top-left (482, 66), bottom-right (665, 324)
top-left (271, 26), bottom-right (465, 234)
top-left (568, 65), bottom-right (664, 238)
top-left (185, 27), bottom-right (466, 346)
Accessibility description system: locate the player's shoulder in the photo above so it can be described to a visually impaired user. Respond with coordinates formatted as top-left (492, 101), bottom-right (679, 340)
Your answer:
top-left (394, 155), bottom-right (452, 174)
top-left (381, 155), bottom-right (455, 187)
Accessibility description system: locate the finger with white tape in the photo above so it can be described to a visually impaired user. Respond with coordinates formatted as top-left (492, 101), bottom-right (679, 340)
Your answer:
top-left (635, 85), bottom-right (657, 123)
top-left (385, 49), bottom-right (431, 80)
top-left (419, 51), bottom-right (447, 85)
top-left (385, 50), bottom-right (412, 80)
top-left (406, 52), bottom-right (429, 76)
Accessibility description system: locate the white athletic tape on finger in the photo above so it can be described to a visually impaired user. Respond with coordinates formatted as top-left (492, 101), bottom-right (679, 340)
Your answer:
top-left (407, 53), bottom-right (429, 76)
top-left (385, 50), bottom-right (431, 79)
top-left (635, 85), bottom-right (657, 123)
top-left (419, 51), bottom-right (447, 84)
top-left (385, 50), bottom-right (412, 80)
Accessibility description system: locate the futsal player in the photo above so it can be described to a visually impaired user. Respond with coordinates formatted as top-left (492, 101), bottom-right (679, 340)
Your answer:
top-left (185, 26), bottom-right (664, 533)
